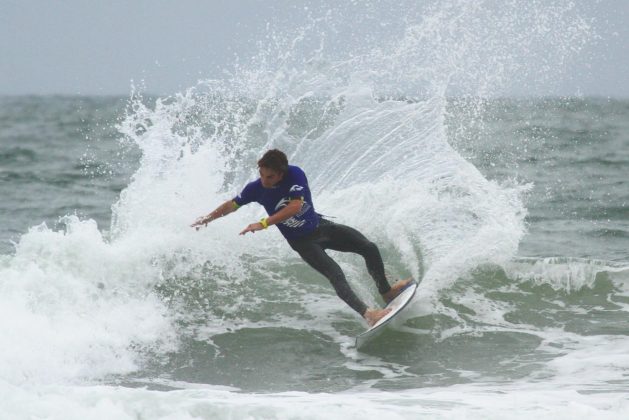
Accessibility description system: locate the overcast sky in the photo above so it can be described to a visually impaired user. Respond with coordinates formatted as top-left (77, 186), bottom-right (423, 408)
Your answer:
top-left (1, 0), bottom-right (628, 97)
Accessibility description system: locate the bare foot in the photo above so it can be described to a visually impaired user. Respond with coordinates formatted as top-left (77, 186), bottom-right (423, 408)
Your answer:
top-left (382, 277), bottom-right (413, 304)
top-left (363, 308), bottom-right (392, 327)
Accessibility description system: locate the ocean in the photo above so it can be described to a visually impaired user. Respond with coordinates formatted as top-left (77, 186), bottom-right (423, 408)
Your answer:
top-left (2, 1), bottom-right (629, 418)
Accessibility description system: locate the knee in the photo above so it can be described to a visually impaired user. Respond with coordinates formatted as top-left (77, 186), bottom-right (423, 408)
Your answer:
top-left (323, 264), bottom-right (346, 285)
top-left (326, 270), bottom-right (351, 295)
top-left (362, 240), bottom-right (380, 256)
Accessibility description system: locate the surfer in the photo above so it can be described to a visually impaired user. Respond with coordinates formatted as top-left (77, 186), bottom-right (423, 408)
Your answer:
top-left (191, 149), bottom-right (410, 326)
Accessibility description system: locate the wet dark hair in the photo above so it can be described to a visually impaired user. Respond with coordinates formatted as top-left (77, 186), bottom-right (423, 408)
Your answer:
top-left (258, 149), bottom-right (289, 174)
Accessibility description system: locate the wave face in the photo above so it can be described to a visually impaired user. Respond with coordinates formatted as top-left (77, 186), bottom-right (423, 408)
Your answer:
top-left (4, 1), bottom-right (629, 419)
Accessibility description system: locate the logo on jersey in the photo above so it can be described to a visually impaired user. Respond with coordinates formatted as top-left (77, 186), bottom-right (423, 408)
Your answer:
top-left (289, 185), bottom-right (304, 193)
top-left (274, 198), bottom-right (291, 211)
top-left (274, 197), bottom-right (309, 228)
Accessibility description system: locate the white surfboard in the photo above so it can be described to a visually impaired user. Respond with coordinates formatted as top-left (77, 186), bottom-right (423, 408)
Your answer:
top-left (356, 281), bottom-right (418, 349)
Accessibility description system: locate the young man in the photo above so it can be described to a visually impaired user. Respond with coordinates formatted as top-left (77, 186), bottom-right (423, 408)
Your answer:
top-left (191, 149), bottom-right (410, 326)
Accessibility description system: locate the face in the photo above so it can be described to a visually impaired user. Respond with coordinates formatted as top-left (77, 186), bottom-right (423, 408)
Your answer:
top-left (259, 166), bottom-right (284, 188)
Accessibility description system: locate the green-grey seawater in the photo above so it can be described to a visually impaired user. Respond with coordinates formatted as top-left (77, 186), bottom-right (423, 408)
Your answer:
top-left (0, 97), bottom-right (629, 393)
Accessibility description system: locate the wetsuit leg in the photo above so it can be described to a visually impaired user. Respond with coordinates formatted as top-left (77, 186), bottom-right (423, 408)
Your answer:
top-left (321, 221), bottom-right (392, 295)
top-left (288, 238), bottom-right (368, 316)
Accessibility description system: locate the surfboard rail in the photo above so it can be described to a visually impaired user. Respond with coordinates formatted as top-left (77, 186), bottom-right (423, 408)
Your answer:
top-left (355, 281), bottom-right (418, 349)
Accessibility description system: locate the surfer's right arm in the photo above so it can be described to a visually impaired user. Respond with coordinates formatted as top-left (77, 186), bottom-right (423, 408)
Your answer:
top-left (191, 200), bottom-right (239, 230)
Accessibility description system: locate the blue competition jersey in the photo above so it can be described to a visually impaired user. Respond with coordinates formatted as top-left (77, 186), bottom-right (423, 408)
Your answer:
top-left (233, 165), bottom-right (320, 240)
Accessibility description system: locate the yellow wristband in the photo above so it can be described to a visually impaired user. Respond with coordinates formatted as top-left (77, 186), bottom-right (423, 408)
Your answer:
top-left (260, 217), bottom-right (269, 229)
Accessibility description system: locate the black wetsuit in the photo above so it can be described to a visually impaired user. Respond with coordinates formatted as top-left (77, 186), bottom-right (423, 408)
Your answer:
top-left (287, 219), bottom-right (391, 315)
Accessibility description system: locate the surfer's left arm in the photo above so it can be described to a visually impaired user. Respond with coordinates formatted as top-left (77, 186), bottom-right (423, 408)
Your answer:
top-left (239, 198), bottom-right (302, 235)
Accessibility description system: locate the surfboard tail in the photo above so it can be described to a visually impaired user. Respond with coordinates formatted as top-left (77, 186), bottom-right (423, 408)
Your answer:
top-left (355, 281), bottom-right (418, 349)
